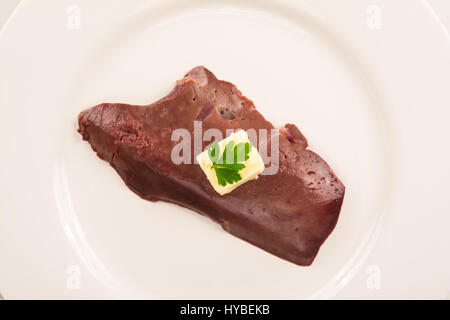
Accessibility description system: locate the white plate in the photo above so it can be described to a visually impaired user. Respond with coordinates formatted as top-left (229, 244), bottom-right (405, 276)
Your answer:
top-left (1, 0), bottom-right (449, 299)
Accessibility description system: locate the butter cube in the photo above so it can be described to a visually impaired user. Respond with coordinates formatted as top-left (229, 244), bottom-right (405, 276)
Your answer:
top-left (196, 130), bottom-right (265, 195)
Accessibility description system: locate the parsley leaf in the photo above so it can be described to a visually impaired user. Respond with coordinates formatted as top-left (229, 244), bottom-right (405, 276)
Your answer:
top-left (208, 140), bottom-right (252, 187)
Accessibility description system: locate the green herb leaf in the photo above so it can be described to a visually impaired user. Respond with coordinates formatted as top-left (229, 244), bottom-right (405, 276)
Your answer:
top-left (207, 140), bottom-right (252, 187)
top-left (208, 141), bottom-right (220, 163)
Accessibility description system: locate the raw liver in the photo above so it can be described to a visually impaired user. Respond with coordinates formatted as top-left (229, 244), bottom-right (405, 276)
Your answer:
top-left (78, 66), bottom-right (345, 266)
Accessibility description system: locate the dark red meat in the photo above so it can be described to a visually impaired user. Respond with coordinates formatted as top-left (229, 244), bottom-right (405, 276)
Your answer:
top-left (78, 66), bottom-right (345, 266)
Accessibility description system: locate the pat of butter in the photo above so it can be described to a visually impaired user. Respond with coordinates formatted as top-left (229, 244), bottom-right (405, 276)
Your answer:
top-left (196, 130), bottom-right (265, 195)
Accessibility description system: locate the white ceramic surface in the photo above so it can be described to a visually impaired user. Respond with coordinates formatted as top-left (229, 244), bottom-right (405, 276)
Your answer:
top-left (0, 0), bottom-right (449, 299)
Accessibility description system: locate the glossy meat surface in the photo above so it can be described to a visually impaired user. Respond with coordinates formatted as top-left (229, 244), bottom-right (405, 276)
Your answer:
top-left (78, 66), bottom-right (345, 266)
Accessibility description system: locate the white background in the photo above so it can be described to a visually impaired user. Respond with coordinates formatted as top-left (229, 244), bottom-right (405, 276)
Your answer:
top-left (1, 0), bottom-right (449, 300)
top-left (1, 0), bottom-right (450, 45)
top-left (2, 0), bottom-right (449, 34)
